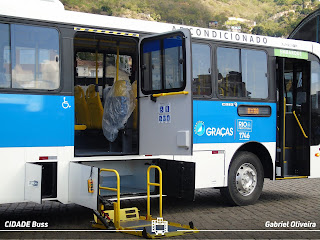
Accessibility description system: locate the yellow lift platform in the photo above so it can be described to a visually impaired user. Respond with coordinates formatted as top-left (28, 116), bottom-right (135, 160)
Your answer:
top-left (92, 165), bottom-right (197, 238)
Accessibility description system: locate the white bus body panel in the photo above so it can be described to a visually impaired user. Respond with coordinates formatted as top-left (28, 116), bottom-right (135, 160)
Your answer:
top-left (193, 151), bottom-right (225, 188)
top-left (69, 162), bottom-right (98, 210)
top-left (0, 148), bottom-right (26, 204)
top-left (0, 146), bottom-right (73, 205)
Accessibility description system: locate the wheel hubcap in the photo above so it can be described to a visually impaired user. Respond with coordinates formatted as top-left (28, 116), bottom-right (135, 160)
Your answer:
top-left (235, 163), bottom-right (257, 196)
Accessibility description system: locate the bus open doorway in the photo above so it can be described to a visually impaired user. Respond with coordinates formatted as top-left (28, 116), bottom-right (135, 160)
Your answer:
top-left (276, 57), bottom-right (311, 178)
top-left (73, 31), bottom-right (139, 157)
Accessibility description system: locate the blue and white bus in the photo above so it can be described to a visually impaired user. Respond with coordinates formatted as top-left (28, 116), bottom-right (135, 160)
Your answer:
top-left (0, 0), bottom-right (320, 211)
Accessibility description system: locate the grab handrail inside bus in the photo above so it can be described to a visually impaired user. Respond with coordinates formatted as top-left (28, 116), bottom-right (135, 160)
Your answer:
top-left (292, 110), bottom-right (308, 139)
top-left (75, 125), bottom-right (87, 130)
top-left (152, 91), bottom-right (189, 98)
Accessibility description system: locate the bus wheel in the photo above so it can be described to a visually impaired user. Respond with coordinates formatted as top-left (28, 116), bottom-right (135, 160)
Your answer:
top-left (221, 151), bottom-right (264, 206)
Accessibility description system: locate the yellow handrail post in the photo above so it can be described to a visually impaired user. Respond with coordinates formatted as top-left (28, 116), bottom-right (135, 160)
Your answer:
top-left (113, 202), bottom-right (119, 229)
top-left (95, 49), bottom-right (99, 85)
top-left (147, 171), bottom-right (150, 220)
top-left (293, 110), bottom-right (308, 139)
top-left (116, 45), bottom-right (119, 82)
top-left (99, 168), bottom-right (121, 229)
top-left (147, 165), bottom-right (162, 220)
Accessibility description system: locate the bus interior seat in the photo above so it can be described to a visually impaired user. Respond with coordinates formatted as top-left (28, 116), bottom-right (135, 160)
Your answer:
top-left (74, 85), bottom-right (91, 129)
top-left (86, 84), bottom-right (104, 129)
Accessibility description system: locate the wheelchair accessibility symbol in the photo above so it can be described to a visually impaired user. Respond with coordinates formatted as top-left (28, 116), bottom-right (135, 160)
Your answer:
top-left (151, 217), bottom-right (168, 235)
top-left (62, 97), bottom-right (71, 109)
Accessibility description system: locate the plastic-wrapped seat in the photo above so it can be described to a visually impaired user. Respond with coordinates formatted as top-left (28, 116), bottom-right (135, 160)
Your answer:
top-left (86, 84), bottom-right (104, 129)
top-left (102, 80), bottom-right (135, 142)
top-left (74, 85), bottom-right (91, 129)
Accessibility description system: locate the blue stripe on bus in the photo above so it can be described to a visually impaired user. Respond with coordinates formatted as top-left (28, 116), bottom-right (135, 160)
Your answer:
top-left (0, 95), bottom-right (275, 147)
top-left (0, 94), bottom-right (74, 147)
top-left (193, 100), bottom-right (276, 144)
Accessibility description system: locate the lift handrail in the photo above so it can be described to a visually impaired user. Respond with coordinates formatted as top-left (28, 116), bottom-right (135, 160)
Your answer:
top-left (146, 165), bottom-right (162, 220)
top-left (292, 110), bottom-right (308, 139)
top-left (99, 168), bottom-right (121, 229)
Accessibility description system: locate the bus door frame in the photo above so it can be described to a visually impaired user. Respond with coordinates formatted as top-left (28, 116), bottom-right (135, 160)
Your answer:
top-left (276, 56), bottom-right (311, 177)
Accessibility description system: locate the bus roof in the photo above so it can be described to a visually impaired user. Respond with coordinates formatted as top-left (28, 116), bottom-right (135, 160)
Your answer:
top-left (0, 0), bottom-right (319, 58)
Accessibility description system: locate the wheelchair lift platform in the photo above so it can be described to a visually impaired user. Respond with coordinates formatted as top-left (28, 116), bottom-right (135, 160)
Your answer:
top-left (92, 166), bottom-right (197, 238)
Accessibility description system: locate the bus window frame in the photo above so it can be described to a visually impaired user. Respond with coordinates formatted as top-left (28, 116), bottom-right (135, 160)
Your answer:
top-left (191, 40), bottom-right (214, 99)
top-left (214, 43), bottom-right (271, 102)
top-left (0, 19), bottom-right (62, 94)
top-left (140, 31), bottom-right (187, 95)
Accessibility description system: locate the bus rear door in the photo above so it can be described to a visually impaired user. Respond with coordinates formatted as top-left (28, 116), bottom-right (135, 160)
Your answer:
top-left (139, 29), bottom-right (193, 155)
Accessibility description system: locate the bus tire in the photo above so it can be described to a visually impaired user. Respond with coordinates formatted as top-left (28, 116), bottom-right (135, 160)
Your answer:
top-left (221, 151), bottom-right (264, 206)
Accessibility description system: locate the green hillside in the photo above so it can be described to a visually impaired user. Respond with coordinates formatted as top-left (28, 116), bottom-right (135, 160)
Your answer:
top-left (60, 0), bottom-right (320, 37)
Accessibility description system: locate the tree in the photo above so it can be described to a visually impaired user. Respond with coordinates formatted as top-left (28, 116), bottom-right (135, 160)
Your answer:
top-left (240, 23), bottom-right (250, 33)
top-left (252, 25), bottom-right (265, 35)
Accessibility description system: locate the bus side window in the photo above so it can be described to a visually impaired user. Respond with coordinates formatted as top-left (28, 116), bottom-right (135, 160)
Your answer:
top-left (217, 47), bottom-right (241, 97)
top-left (11, 24), bottom-right (60, 90)
top-left (192, 43), bottom-right (212, 97)
top-left (217, 47), bottom-right (268, 99)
